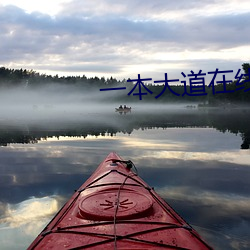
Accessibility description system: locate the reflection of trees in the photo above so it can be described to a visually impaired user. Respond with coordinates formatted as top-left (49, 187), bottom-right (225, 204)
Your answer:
top-left (241, 138), bottom-right (249, 149)
top-left (0, 131), bottom-right (38, 146)
top-left (0, 109), bottom-right (250, 149)
top-left (202, 109), bottom-right (250, 149)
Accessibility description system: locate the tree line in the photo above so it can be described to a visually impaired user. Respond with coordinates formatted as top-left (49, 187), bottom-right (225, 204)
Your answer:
top-left (0, 63), bottom-right (249, 104)
top-left (0, 67), bottom-right (129, 89)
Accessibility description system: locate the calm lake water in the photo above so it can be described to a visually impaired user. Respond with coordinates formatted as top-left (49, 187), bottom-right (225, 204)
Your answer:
top-left (0, 105), bottom-right (250, 249)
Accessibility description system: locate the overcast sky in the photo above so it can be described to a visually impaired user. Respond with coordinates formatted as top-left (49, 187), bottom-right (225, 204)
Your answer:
top-left (0, 0), bottom-right (250, 81)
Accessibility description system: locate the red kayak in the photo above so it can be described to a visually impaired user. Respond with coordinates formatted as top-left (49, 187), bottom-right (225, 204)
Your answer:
top-left (28, 152), bottom-right (213, 249)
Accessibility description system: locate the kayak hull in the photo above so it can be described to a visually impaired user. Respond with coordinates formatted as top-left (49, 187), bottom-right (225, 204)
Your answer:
top-left (28, 152), bottom-right (213, 249)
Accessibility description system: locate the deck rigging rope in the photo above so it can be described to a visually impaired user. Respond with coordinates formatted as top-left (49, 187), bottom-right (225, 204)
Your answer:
top-left (34, 158), bottom-right (212, 250)
top-left (113, 160), bottom-right (137, 250)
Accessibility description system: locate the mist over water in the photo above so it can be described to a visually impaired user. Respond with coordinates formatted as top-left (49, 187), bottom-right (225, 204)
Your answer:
top-left (0, 84), bottom-right (200, 127)
top-left (0, 85), bottom-right (113, 121)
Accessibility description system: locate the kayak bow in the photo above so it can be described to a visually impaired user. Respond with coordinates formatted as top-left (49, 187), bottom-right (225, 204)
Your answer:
top-left (28, 152), bottom-right (213, 249)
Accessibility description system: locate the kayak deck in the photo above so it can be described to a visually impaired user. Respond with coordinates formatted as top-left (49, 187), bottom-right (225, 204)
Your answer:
top-left (28, 152), bottom-right (213, 249)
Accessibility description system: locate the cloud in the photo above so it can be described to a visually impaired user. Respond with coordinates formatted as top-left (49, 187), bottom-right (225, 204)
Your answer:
top-left (58, 0), bottom-right (223, 19)
top-left (0, 1), bottom-right (249, 78)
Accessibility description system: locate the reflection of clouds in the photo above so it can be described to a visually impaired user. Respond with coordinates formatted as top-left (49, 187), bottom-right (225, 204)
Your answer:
top-left (43, 135), bottom-right (119, 142)
top-left (121, 139), bottom-right (184, 150)
top-left (0, 196), bottom-right (62, 250)
top-left (157, 186), bottom-right (250, 249)
top-left (118, 129), bottom-right (189, 151)
top-left (157, 186), bottom-right (250, 216)
top-left (0, 196), bottom-right (59, 231)
top-left (4, 143), bottom-right (103, 176)
top-left (153, 150), bottom-right (250, 166)
top-left (117, 127), bottom-right (243, 152)
top-left (0, 202), bottom-right (7, 218)
top-left (4, 128), bottom-right (245, 170)
top-left (194, 223), bottom-right (250, 250)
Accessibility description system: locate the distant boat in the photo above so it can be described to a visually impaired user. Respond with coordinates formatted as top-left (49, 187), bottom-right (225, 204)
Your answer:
top-left (115, 107), bottom-right (132, 113)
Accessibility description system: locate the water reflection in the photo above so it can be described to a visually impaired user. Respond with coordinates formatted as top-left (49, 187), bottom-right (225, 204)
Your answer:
top-left (0, 107), bottom-right (250, 149)
top-left (1, 196), bottom-right (59, 228)
top-left (0, 109), bottom-right (250, 249)
top-left (0, 196), bottom-right (62, 250)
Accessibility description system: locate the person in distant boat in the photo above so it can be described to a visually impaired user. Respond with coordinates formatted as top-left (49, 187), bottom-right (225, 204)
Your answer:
top-left (124, 105), bottom-right (127, 109)
top-left (119, 105), bottom-right (122, 109)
